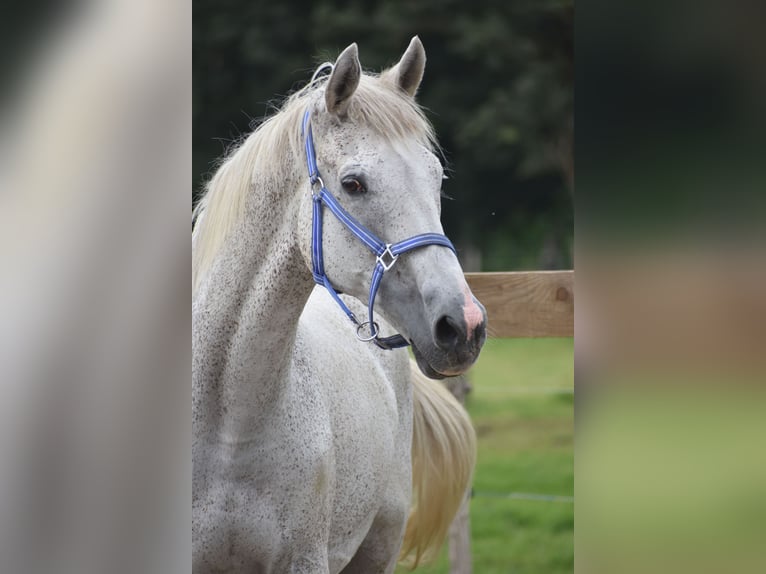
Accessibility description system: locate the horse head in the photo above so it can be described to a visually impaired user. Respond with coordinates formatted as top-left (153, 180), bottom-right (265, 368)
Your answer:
top-left (297, 38), bottom-right (487, 378)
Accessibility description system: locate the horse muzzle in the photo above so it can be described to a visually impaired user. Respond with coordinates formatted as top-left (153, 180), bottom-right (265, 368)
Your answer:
top-left (411, 295), bottom-right (487, 379)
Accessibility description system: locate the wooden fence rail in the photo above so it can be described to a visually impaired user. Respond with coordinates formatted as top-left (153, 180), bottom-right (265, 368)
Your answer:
top-left (465, 270), bottom-right (574, 338)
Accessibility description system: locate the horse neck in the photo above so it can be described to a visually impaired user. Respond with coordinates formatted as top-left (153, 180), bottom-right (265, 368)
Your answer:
top-left (193, 170), bottom-right (314, 442)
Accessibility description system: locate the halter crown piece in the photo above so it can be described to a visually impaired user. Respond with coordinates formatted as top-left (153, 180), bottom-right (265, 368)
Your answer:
top-left (302, 102), bottom-right (457, 350)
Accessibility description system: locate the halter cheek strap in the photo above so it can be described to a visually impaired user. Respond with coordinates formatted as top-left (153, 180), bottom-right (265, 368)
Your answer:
top-left (302, 109), bottom-right (456, 350)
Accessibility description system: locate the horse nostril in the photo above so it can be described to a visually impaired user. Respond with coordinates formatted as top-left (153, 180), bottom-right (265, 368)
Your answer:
top-left (434, 315), bottom-right (461, 350)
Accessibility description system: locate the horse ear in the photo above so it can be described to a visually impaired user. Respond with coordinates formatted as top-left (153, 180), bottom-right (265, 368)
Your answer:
top-left (384, 36), bottom-right (426, 97)
top-left (325, 43), bottom-right (361, 116)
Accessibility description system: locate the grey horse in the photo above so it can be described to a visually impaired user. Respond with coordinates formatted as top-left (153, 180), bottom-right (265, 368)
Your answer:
top-left (193, 37), bottom-right (487, 573)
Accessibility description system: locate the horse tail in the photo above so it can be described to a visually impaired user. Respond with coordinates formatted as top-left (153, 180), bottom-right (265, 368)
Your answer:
top-left (399, 360), bottom-right (477, 568)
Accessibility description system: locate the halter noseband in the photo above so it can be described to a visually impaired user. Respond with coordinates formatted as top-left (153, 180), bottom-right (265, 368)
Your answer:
top-left (302, 109), bottom-right (457, 350)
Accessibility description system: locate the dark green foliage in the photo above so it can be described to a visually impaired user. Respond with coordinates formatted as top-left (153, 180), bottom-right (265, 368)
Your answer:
top-left (193, 0), bottom-right (572, 270)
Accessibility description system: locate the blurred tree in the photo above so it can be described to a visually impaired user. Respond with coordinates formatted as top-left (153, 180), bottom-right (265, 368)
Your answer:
top-left (193, 0), bottom-right (572, 271)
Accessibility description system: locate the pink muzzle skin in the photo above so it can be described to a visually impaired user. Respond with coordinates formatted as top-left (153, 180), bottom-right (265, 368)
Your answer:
top-left (462, 285), bottom-right (484, 341)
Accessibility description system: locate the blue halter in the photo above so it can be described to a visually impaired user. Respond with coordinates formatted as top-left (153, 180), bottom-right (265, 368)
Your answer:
top-left (302, 109), bottom-right (457, 350)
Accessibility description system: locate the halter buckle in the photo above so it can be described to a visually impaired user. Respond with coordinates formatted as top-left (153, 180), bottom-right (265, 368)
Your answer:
top-left (377, 245), bottom-right (398, 272)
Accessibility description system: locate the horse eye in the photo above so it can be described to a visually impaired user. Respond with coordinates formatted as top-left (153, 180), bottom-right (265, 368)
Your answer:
top-left (341, 178), bottom-right (366, 194)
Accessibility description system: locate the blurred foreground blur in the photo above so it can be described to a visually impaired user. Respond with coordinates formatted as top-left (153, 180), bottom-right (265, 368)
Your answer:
top-left (577, 1), bottom-right (766, 572)
top-left (0, 2), bottom-right (189, 573)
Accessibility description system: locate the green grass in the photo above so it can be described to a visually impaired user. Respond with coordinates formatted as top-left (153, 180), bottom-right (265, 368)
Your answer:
top-left (401, 338), bottom-right (574, 573)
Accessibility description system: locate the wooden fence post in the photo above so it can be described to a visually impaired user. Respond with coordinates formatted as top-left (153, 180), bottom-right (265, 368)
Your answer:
top-left (448, 492), bottom-right (472, 574)
top-left (445, 374), bottom-right (473, 574)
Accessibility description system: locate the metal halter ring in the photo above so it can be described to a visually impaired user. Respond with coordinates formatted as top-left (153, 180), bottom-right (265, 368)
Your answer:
top-left (355, 321), bottom-right (380, 342)
top-left (310, 176), bottom-right (325, 195)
